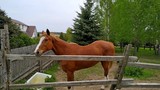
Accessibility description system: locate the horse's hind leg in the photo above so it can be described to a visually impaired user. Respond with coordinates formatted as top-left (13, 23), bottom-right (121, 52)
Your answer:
top-left (67, 71), bottom-right (74, 90)
top-left (100, 61), bottom-right (112, 90)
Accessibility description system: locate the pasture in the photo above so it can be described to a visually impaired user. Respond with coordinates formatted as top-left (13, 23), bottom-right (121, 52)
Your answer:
top-left (42, 47), bottom-right (160, 90)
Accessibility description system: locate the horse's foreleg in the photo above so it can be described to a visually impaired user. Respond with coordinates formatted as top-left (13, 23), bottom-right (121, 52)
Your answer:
top-left (67, 71), bottom-right (74, 90)
top-left (101, 76), bottom-right (109, 90)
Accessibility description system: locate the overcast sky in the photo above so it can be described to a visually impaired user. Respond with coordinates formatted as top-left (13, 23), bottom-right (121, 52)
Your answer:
top-left (0, 0), bottom-right (85, 32)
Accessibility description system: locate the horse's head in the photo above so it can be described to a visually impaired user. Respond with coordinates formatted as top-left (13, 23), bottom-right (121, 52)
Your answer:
top-left (34, 29), bottom-right (54, 56)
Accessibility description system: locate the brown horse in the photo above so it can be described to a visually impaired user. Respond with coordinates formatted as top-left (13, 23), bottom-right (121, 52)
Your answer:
top-left (34, 29), bottom-right (115, 90)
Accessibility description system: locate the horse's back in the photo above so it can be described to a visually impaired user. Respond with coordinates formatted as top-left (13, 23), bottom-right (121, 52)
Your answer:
top-left (91, 40), bottom-right (115, 55)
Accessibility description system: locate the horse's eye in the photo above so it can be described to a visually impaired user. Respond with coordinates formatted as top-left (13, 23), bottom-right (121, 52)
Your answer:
top-left (44, 38), bottom-right (48, 42)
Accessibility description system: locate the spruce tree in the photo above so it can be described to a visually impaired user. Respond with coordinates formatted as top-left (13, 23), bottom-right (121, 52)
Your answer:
top-left (72, 0), bottom-right (101, 45)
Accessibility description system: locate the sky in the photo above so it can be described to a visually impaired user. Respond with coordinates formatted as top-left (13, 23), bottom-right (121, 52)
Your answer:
top-left (0, 0), bottom-right (86, 32)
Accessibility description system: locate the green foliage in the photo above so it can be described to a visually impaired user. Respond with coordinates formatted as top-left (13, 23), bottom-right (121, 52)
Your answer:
top-left (43, 63), bottom-right (59, 90)
top-left (10, 33), bottom-right (38, 49)
top-left (95, 0), bottom-right (113, 41)
top-left (65, 27), bottom-right (73, 42)
top-left (59, 28), bottom-right (73, 42)
top-left (0, 9), bottom-right (11, 24)
top-left (43, 76), bottom-right (56, 90)
top-left (95, 0), bottom-right (160, 55)
top-left (59, 32), bottom-right (67, 41)
top-left (124, 66), bottom-right (144, 77)
top-left (124, 66), bottom-right (154, 79)
top-left (72, 0), bottom-right (102, 45)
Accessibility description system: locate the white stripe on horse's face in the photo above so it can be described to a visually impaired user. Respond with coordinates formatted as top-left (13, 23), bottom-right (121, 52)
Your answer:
top-left (34, 36), bottom-right (45, 53)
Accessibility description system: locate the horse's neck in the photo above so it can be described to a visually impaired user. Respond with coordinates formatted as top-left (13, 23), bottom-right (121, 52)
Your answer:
top-left (52, 36), bottom-right (69, 55)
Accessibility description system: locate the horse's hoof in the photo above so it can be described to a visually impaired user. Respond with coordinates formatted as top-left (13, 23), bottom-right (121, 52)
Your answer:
top-left (68, 86), bottom-right (71, 90)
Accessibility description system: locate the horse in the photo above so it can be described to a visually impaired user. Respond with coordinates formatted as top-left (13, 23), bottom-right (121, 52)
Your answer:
top-left (34, 29), bottom-right (115, 90)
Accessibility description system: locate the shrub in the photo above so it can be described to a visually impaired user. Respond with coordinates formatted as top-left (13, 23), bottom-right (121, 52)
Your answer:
top-left (124, 66), bottom-right (154, 79)
top-left (124, 66), bottom-right (143, 78)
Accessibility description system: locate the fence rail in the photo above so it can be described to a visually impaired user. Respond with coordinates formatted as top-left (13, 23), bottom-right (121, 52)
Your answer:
top-left (9, 79), bottom-right (133, 89)
top-left (5, 44), bottom-right (137, 90)
top-left (122, 83), bottom-right (160, 88)
top-left (7, 54), bottom-right (138, 62)
top-left (128, 62), bottom-right (160, 69)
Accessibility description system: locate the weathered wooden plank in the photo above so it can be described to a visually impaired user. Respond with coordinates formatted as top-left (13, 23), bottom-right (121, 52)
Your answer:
top-left (122, 83), bottom-right (160, 88)
top-left (9, 79), bottom-right (133, 89)
top-left (128, 62), bottom-right (160, 69)
top-left (6, 54), bottom-right (138, 62)
top-left (12, 66), bottom-right (39, 82)
top-left (114, 44), bottom-right (132, 89)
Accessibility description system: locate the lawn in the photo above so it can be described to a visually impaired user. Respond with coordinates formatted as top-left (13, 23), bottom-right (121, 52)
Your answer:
top-left (35, 46), bottom-right (160, 89)
top-left (15, 46), bottom-right (160, 90)
top-left (46, 46), bottom-right (160, 81)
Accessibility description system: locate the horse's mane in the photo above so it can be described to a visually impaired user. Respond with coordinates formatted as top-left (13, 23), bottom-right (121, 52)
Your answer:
top-left (41, 31), bottom-right (78, 46)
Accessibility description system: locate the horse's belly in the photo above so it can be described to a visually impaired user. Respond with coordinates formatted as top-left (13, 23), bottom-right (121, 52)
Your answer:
top-left (75, 61), bottom-right (98, 70)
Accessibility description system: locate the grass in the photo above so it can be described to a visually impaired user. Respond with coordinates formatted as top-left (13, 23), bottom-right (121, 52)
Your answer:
top-left (16, 46), bottom-right (160, 89)
top-left (124, 66), bottom-right (154, 80)
top-left (136, 48), bottom-right (160, 64)
top-left (15, 63), bottom-right (59, 90)
top-left (57, 47), bottom-right (160, 81)
top-left (74, 63), bottom-right (104, 80)
top-left (116, 46), bottom-right (160, 64)
top-left (43, 63), bottom-right (59, 90)
top-left (118, 46), bottom-right (160, 80)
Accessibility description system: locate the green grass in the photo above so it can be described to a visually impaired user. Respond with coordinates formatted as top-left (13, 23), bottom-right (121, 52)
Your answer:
top-left (15, 63), bottom-right (59, 90)
top-left (43, 63), bottom-right (59, 90)
top-left (124, 66), bottom-right (154, 80)
top-left (17, 46), bottom-right (159, 89)
top-left (75, 63), bottom-right (104, 80)
top-left (118, 47), bottom-right (160, 80)
top-left (44, 63), bottom-right (59, 77)
top-left (136, 48), bottom-right (160, 64)
top-left (43, 47), bottom-right (160, 81)
top-left (116, 46), bottom-right (160, 64)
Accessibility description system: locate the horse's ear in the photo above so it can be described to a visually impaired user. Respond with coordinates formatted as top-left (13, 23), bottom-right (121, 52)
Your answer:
top-left (42, 31), bottom-right (45, 34)
top-left (46, 29), bottom-right (50, 35)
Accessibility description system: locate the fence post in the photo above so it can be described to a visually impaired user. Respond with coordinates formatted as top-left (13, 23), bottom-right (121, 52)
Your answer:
top-left (38, 59), bottom-right (43, 72)
top-left (110, 44), bottom-right (132, 90)
top-left (1, 24), bottom-right (11, 90)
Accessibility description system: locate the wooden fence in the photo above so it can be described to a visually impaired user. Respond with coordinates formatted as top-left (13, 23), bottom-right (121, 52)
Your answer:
top-left (0, 41), bottom-right (55, 83)
top-left (0, 24), bottom-right (56, 89)
top-left (3, 44), bottom-right (139, 90)
top-left (9, 45), bottom-right (55, 82)
top-left (5, 47), bottom-right (160, 90)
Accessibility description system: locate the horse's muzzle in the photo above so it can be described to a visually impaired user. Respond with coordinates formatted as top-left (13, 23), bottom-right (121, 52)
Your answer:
top-left (35, 51), bottom-right (42, 57)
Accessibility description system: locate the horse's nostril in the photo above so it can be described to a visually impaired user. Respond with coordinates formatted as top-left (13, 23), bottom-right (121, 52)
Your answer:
top-left (36, 51), bottom-right (39, 54)
top-left (35, 51), bottom-right (40, 56)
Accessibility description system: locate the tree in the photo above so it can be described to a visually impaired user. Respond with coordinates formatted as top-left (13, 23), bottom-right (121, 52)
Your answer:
top-left (59, 32), bottom-right (67, 41)
top-left (72, 0), bottom-right (101, 45)
top-left (65, 27), bottom-right (73, 42)
top-left (95, 0), bottom-right (113, 41)
top-left (94, 0), bottom-right (160, 55)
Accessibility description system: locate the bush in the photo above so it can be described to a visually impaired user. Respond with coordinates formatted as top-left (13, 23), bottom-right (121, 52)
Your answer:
top-left (124, 66), bottom-right (154, 79)
top-left (124, 66), bottom-right (143, 77)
